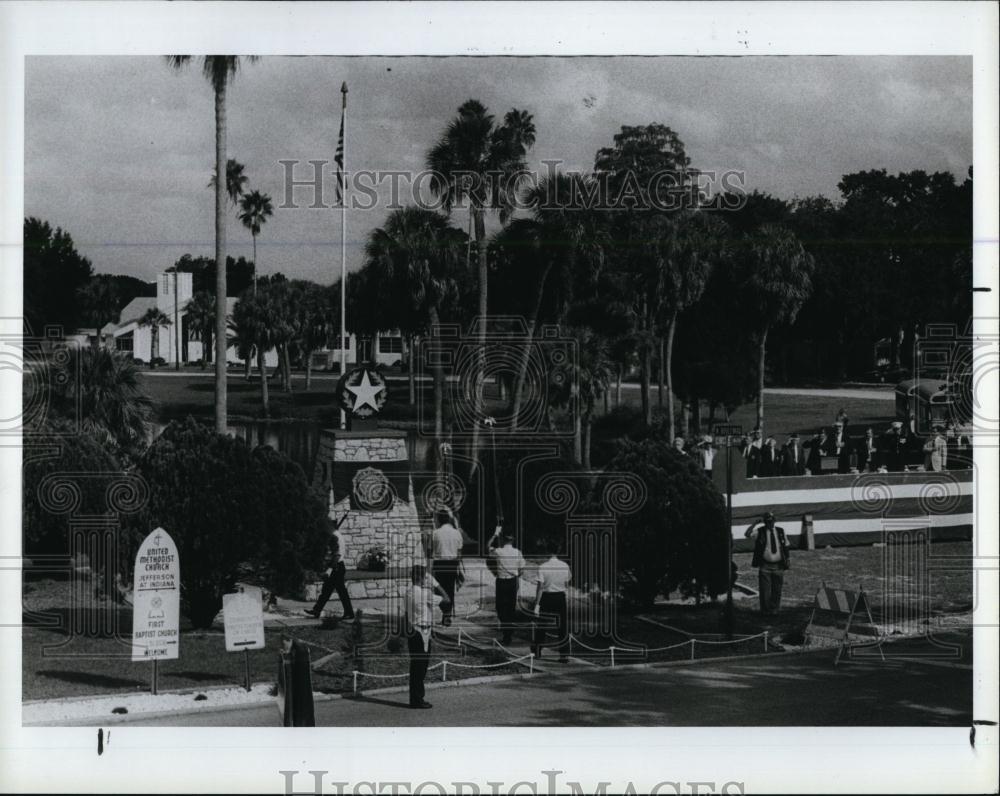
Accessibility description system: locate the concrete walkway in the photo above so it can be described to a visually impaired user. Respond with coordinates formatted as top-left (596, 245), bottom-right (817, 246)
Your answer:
top-left (117, 630), bottom-right (972, 727)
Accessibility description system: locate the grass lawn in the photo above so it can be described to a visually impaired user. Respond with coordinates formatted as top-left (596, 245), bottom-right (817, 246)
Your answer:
top-left (141, 371), bottom-right (895, 442)
top-left (23, 541), bottom-right (970, 698)
top-left (21, 581), bottom-right (526, 701)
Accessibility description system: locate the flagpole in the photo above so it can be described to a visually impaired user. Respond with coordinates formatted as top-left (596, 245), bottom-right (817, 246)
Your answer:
top-left (339, 81), bottom-right (348, 430)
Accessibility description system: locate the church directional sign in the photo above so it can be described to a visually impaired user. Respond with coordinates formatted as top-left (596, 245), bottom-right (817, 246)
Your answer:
top-left (336, 366), bottom-right (388, 419)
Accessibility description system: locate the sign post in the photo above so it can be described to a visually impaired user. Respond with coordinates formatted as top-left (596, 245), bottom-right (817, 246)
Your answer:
top-left (223, 586), bottom-right (266, 691)
top-left (131, 527), bottom-right (181, 693)
top-left (714, 423), bottom-right (743, 640)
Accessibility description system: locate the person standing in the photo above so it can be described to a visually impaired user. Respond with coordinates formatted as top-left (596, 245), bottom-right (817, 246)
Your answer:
top-left (857, 427), bottom-right (879, 472)
top-left (830, 421), bottom-right (851, 474)
top-left (743, 428), bottom-right (763, 478)
top-left (696, 435), bottom-right (716, 476)
top-left (673, 436), bottom-right (688, 456)
top-left (489, 529), bottom-right (526, 645)
top-left (531, 539), bottom-right (572, 663)
top-left (924, 425), bottom-right (948, 471)
top-left (759, 436), bottom-right (780, 477)
top-left (781, 433), bottom-right (805, 476)
top-left (430, 510), bottom-right (464, 627)
top-left (881, 421), bottom-right (907, 472)
top-left (405, 564), bottom-right (448, 709)
top-left (304, 518), bottom-right (354, 621)
top-left (744, 512), bottom-right (790, 616)
top-left (805, 428), bottom-right (828, 474)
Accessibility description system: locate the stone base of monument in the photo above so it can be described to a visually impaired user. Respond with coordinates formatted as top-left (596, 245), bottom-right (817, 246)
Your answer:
top-left (312, 429), bottom-right (428, 598)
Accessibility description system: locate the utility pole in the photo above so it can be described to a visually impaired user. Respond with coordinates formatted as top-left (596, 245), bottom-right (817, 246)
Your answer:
top-left (715, 422), bottom-right (742, 640)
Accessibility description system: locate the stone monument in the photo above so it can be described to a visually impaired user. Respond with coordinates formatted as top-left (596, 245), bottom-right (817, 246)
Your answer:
top-left (311, 366), bottom-right (424, 604)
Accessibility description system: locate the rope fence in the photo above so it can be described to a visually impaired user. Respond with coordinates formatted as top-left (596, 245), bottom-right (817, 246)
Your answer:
top-left (564, 631), bottom-right (772, 666)
top-left (347, 630), bottom-right (776, 692)
top-left (350, 654), bottom-right (534, 694)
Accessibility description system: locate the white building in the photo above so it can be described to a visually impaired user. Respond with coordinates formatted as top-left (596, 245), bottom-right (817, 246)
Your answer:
top-left (104, 270), bottom-right (407, 370)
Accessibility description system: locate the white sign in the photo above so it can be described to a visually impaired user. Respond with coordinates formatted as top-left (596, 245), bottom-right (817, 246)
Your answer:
top-left (131, 527), bottom-right (181, 662)
top-left (223, 587), bottom-right (265, 652)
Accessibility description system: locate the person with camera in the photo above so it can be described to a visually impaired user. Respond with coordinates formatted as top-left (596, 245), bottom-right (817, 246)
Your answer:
top-left (304, 516), bottom-right (354, 621)
top-left (744, 512), bottom-right (790, 616)
top-left (405, 564), bottom-right (450, 709)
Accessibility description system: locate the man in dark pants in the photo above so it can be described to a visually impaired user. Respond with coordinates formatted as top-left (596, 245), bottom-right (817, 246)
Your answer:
top-left (304, 520), bottom-right (354, 620)
top-left (431, 511), bottom-right (464, 627)
top-left (489, 529), bottom-right (526, 645)
top-left (531, 539), bottom-right (572, 662)
top-left (744, 512), bottom-right (790, 616)
top-left (405, 564), bottom-right (449, 709)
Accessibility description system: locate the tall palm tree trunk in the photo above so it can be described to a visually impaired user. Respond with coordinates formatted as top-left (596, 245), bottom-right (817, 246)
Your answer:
top-left (428, 307), bottom-right (446, 473)
top-left (756, 324), bottom-right (770, 432)
top-left (582, 408), bottom-right (593, 470)
top-left (407, 335), bottom-right (417, 405)
top-left (257, 346), bottom-right (270, 416)
top-left (573, 391), bottom-right (582, 465)
top-left (252, 233), bottom-right (258, 296)
top-left (470, 206), bottom-right (487, 475)
top-left (657, 336), bottom-right (665, 409)
top-left (640, 343), bottom-right (652, 426)
top-left (283, 345), bottom-right (293, 393)
top-left (213, 80), bottom-right (228, 434)
top-left (616, 365), bottom-right (622, 406)
top-left (510, 261), bottom-right (553, 430)
top-left (665, 309), bottom-right (678, 440)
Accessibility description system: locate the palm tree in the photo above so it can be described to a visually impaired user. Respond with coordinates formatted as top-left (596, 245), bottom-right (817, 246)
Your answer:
top-left (508, 172), bottom-right (607, 429)
top-left (232, 287), bottom-right (280, 416)
top-left (166, 56), bottom-right (258, 433)
top-left (738, 224), bottom-right (814, 432)
top-left (366, 207), bottom-right (466, 451)
top-left (238, 190), bottom-right (273, 295)
top-left (49, 347), bottom-right (152, 459)
top-left (645, 211), bottom-right (729, 439)
top-left (427, 100), bottom-right (536, 468)
top-left (138, 307), bottom-right (172, 364)
top-left (208, 158), bottom-right (249, 206)
top-left (184, 289), bottom-right (216, 369)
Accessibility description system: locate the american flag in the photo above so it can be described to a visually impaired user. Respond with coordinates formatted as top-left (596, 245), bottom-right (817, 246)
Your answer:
top-left (334, 89), bottom-right (345, 206)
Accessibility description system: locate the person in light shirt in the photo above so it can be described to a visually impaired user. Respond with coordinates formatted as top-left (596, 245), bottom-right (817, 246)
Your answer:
top-left (531, 539), bottom-right (572, 662)
top-left (430, 510), bottom-right (464, 627)
top-left (744, 512), bottom-right (790, 616)
top-left (405, 564), bottom-right (449, 709)
top-left (489, 528), bottom-right (526, 645)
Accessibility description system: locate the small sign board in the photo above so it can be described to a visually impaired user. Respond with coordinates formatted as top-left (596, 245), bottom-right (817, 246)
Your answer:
top-left (223, 587), bottom-right (266, 652)
top-left (131, 527), bottom-right (180, 662)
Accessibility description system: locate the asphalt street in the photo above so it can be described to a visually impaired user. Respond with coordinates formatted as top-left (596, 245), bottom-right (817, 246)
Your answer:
top-left (121, 630), bottom-right (972, 727)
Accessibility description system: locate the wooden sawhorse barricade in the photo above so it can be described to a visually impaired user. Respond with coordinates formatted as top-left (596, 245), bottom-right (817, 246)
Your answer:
top-left (805, 583), bottom-right (885, 666)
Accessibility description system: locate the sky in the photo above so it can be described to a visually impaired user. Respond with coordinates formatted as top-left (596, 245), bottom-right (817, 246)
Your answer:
top-left (24, 55), bottom-right (972, 286)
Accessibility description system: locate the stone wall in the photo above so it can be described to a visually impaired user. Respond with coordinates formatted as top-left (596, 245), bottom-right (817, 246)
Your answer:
top-left (314, 430), bottom-right (427, 573)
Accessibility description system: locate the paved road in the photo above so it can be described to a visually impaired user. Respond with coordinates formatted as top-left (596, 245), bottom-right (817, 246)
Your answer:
top-left (122, 630), bottom-right (972, 728)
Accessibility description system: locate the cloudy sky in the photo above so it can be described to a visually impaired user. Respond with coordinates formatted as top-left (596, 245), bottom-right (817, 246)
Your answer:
top-left (24, 55), bottom-right (971, 285)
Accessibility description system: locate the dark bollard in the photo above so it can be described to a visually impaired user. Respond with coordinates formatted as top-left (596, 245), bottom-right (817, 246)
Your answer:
top-left (277, 637), bottom-right (315, 727)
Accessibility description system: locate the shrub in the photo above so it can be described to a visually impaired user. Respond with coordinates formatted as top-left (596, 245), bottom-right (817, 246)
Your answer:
top-left (22, 420), bottom-right (122, 557)
top-left (606, 435), bottom-right (730, 609)
top-left (127, 417), bottom-right (328, 628)
top-left (150, 356), bottom-right (166, 369)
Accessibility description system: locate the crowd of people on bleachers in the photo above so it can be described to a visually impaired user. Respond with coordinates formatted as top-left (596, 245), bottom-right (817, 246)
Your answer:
top-left (673, 407), bottom-right (972, 477)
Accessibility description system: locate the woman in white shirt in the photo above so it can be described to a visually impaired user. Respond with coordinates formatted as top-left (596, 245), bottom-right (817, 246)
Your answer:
top-left (531, 539), bottom-right (572, 663)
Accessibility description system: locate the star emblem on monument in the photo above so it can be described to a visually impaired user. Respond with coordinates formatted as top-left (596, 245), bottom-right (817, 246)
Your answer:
top-left (346, 370), bottom-right (385, 412)
top-left (336, 366), bottom-right (389, 419)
